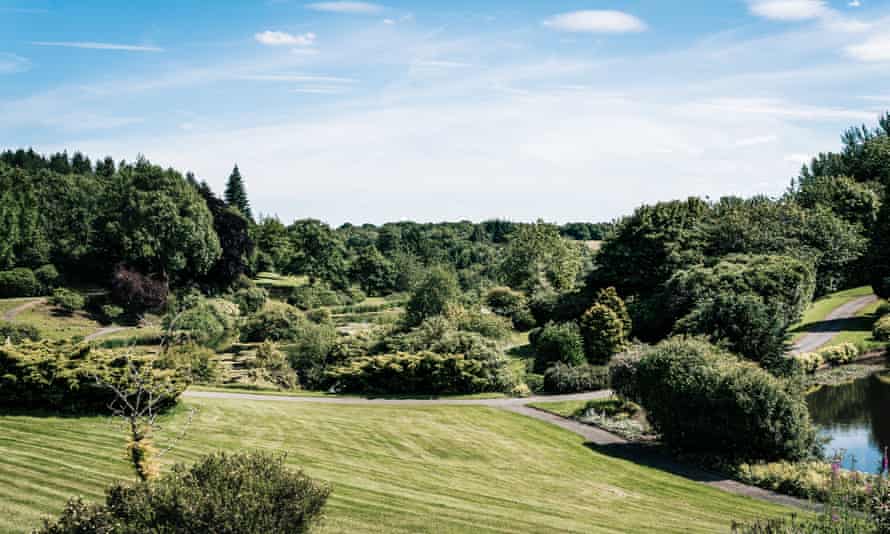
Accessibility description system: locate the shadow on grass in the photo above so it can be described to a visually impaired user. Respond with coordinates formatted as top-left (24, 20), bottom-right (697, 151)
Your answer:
top-left (584, 441), bottom-right (731, 484)
top-left (790, 314), bottom-right (877, 335)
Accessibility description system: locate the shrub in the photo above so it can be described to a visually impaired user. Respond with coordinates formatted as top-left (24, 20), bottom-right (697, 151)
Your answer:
top-left (818, 342), bottom-right (859, 366)
top-left (0, 267), bottom-right (39, 298)
top-left (0, 321), bottom-right (40, 343)
top-left (532, 322), bottom-right (585, 372)
top-left (524, 372), bottom-right (545, 393)
top-left (543, 362), bottom-right (609, 393)
top-left (792, 352), bottom-right (824, 374)
top-left (232, 286), bottom-right (267, 315)
top-left (454, 308), bottom-right (513, 341)
top-left (877, 300), bottom-right (890, 317)
top-left (288, 284), bottom-right (344, 310)
top-left (247, 341), bottom-right (298, 390)
top-left (164, 300), bottom-right (227, 345)
top-left (286, 321), bottom-right (339, 388)
top-left (592, 287), bottom-right (632, 335)
top-left (614, 337), bottom-right (816, 462)
top-left (37, 451), bottom-right (331, 534)
top-left (110, 265), bottom-right (168, 312)
top-left (50, 288), bottom-right (85, 314)
top-left (306, 308), bottom-right (332, 324)
top-left (156, 344), bottom-right (220, 384)
top-left (579, 303), bottom-right (626, 364)
top-left (404, 266), bottom-right (461, 326)
top-left (34, 264), bottom-right (60, 292)
top-left (241, 302), bottom-right (304, 342)
top-left (485, 286), bottom-right (536, 330)
top-left (0, 341), bottom-right (184, 412)
top-left (874, 315), bottom-right (890, 342)
top-left (100, 304), bottom-right (125, 323)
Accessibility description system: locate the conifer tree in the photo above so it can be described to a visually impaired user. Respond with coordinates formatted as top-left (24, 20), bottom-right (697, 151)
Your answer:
top-left (224, 164), bottom-right (252, 221)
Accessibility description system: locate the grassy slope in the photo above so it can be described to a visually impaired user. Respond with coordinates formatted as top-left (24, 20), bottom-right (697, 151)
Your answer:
top-left (0, 397), bottom-right (793, 534)
top-left (790, 286), bottom-right (874, 342)
top-left (12, 301), bottom-right (99, 340)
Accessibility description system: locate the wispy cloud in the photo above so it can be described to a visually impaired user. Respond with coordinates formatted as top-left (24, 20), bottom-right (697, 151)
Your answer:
top-left (845, 35), bottom-right (890, 61)
top-left (543, 10), bottom-right (647, 34)
top-left (30, 41), bottom-right (163, 52)
top-left (306, 2), bottom-right (383, 14)
top-left (748, 0), bottom-right (830, 21)
top-left (291, 86), bottom-right (350, 94)
top-left (736, 134), bottom-right (779, 146)
top-left (255, 30), bottom-right (317, 46)
top-left (0, 53), bottom-right (30, 74)
top-left (236, 74), bottom-right (355, 83)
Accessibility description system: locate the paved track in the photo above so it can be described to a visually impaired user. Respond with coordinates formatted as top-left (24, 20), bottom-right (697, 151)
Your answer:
top-left (790, 295), bottom-right (879, 354)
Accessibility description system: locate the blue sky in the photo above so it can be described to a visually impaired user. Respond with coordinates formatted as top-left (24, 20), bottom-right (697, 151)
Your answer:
top-left (2, 0), bottom-right (890, 225)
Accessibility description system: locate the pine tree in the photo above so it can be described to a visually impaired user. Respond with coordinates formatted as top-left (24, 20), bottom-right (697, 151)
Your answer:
top-left (224, 164), bottom-right (252, 221)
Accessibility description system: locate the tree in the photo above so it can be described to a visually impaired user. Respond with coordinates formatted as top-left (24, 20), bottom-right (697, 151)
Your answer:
top-left (500, 220), bottom-right (582, 292)
top-left (404, 265), bottom-right (460, 326)
top-left (579, 303), bottom-right (626, 364)
top-left (868, 192), bottom-right (890, 298)
top-left (254, 216), bottom-right (292, 273)
top-left (592, 287), bottom-right (631, 336)
top-left (285, 219), bottom-right (349, 290)
top-left (104, 159), bottom-right (221, 282)
top-left (196, 182), bottom-right (255, 289)
top-left (531, 321), bottom-right (585, 372)
top-left (350, 246), bottom-right (396, 296)
top-left (224, 164), bottom-right (252, 221)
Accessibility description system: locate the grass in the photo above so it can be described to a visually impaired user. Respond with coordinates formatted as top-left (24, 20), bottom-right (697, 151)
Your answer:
top-left (528, 399), bottom-right (590, 418)
top-left (12, 301), bottom-right (100, 341)
top-left (790, 286), bottom-right (874, 342)
top-left (0, 297), bottom-right (41, 315)
top-left (827, 298), bottom-right (886, 351)
top-left (0, 397), bottom-right (796, 534)
top-left (254, 272), bottom-right (308, 288)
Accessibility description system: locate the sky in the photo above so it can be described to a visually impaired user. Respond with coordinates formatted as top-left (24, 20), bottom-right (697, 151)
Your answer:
top-left (2, 0), bottom-right (890, 225)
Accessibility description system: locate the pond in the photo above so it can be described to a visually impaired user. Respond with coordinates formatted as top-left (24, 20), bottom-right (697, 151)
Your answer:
top-left (807, 372), bottom-right (890, 473)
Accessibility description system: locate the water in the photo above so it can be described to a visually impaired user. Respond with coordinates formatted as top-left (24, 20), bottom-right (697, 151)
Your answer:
top-left (806, 372), bottom-right (890, 473)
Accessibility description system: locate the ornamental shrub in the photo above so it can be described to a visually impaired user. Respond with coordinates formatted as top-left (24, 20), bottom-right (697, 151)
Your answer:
top-left (288, 284), bottom-right (345, 310)
top-left (874, 315), bottom-right (890, 342)
top-left (163, 300), bottom-right (228, 346)
top-left (614, 337), bottom-right (817, 462)
top-left (110, 265), bottom-right (168, 313)
top-left (241, 302), bottom-right (304, 342)
top-left (37, 451), bottom-right (330, 534)
top-left (818, 342), bottom-right (859, 366)
top-left (50, 288), bottom-right (85, 314)
top-left (156, 344), bottom-right (220, 384)
top-left (792, 352), bottom-right (824, 374)
top-left (532, 322), bottom-right (585, 372)
top-left (0, 321), bottom-right (40, 343)
top-left (0, 268), bottom-right (39, 298)
top-left (543, 362), bottom-right (609, 393)
top-left (579, 303), bottom-right (626, 364)
top-left (232, 286), bottom-right (267, 315)
top-left (34, 264), bottom-right (60, 293)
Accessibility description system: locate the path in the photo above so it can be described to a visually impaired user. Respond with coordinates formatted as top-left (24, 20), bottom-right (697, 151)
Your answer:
top-left (790, 295), bottom-right (879, 354)
top-left (1, 298), bottom-right (45, 322)
top-left (183, 388), bottom-right (815, 510)
top-left (84, 326), bottom-right (130, 342)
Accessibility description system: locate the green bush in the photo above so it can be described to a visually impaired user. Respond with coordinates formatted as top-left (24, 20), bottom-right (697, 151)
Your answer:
top-left (0, 341), bottom-right (184, 412)
top-left (37, 451), bottom-right (330, 534)
top-left (579, 303), bottom-right (626, 364)
top-left (50, 288), bottom-right (85, 314)
top-left (232, 286), bottom-right (267, 315)
top-left (874, 315), bottom-right (890, 342)
top-left (34, 264), bottom-right (60, 292)
top-left (164, 300), bottom-right (228, 345)
top-left (329, 351), bottom-right (513, 395)
top-left (818, 342), bottom-right (859, 365)
top-left (0, 267), bottom-right (40, 298)
top-left (306, 308), bottom-right (332, 324)
top-left (454, 308), bottom-right (513, 341)
top-left (100, 304), bottom-right (125, 323)
top-left (612, 337), bottom-right (816, 462)
top-left (156, 344), bottom-right (220, 384)
top-left (0, 321), bottom-right (40, 343)
top-left (288, 284), bottom-right (345, 309)
top-left (286, 321), bottom-right (339, 388)
top-left (543, 362), bottom-right (609, 393)
top-left (241, 302), bottom-right (304, 342)
top-left (524, 372), bottom-right (545, 393)
top-left (532, 322), bottom-right (585, 372)
top-left (876, 301), bottom-right (890, 317)
top-left (792, 352), bottom-right (824, 374)
top-left (247, 341), bottom-right (298, 390)
top-left (485, 286), bottom-right (536, 330)
top-left (404, 266), bottom-right (461, 326)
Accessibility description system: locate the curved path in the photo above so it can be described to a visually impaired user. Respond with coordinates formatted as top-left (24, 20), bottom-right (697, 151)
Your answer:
top-left (1, 298), bottom-right (45, 322)
top-left (84, 326), bottom-right (130, 342)
top-left (790, 294), bottom-right (879, 354)
top-left (183, 388), bottom-right (815, 510)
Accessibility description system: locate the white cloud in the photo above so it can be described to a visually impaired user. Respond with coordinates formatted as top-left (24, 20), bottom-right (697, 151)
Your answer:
top-left (383, 18), bottom-right (395, 25)
top-left (849, 0), bottom-right (862, 7)
top-left (735, 134), bottom-right (779, 146)
top-left (748, 0), bottom-right (830, 21)
top-left (784, 153), bottom-right (811, 164)
top-left (30, 41), bottom-right (162, 52)
top-left (0, 53), bottom-right (29, 74)
top-left (236, 73), bottom-right (355, 83)
top-left (255, 31), bottom-right (316, 46)
top-left (413, 59), bottom-right (471, 68)
top-left (543, 10), bottom-right (647, 34)
top-left (306, 2), bottom-right (383, 14)
top-left (845, 35), bottom-right (890, 61)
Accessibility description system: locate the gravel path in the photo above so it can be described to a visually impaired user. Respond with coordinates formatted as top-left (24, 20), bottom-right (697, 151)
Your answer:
top-left (84, 326), bottom-right (130, 342)
top-left (790, 295), bottom-right (879, 354)
top-left (183, 388), bottom-right (815, 510)
top-left (1, 298), bottom-right (45, 322)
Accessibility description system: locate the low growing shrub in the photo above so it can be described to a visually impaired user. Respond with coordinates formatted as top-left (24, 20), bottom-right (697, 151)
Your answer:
top-left (0, 267), bottom-right (39, 298)
top-left (241, 302), bottom-right (305, 342)
top-left (50, 288), bottom-right (85, 314)
top-left (156, 344), bottom-right (221, 384)
top-left (232, 286), bottom-right (268, 315)
top-left (874, 315), bottom-right (890, 342)
top-left (37, 451), bottom-right (331, 534)
top-left (818, 342), bottom-right (859, 366)
top-left (34, 264), bottom-right (60, 292)
top-left (532, 322), bottom-right (585, 372)
top-left (543, 362), bottom-right (609, 394)
top-left (0, 321), bottom-right (40, 343)
top-left (792, 352), bottom-right (824, 374)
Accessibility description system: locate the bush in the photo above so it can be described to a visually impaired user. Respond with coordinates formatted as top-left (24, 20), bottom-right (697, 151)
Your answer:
top-left (232, 286), bottom-right (267, 315)
top-left (164, 300), bottom-right (228, 346)
top-left (50, 288), bottom-right (85, 314)
top-left (874, 315), bottom-right (890, 342)
top-left (110, 265), bottom-right (168, 313)
top-left (241, 302), bottom-right (304, 342)
top-left (247, 341), bottom-right (298, 390)
top-left (613, 337), bottom-right (816, 462)
top-left (543, 362), bottom-right (609, 393)
top-left (0, 341), bottom-right (184, 412)
top-left (288, 284), bottom-right (345, 310)
top-left (818, 342), bottom-right (859, 365)
top-left (524, 372), bottom-right (545, 393)
top-left (485, 286), bottom-right (536, 330)
top-left (286, 321), bottom-right (339, 388)
top-left (156, 344), bottom-right (220, 384)
top-left (37, 451), bottom-right (330, 534)
top-left (579, 303), bottom-right (626, 364)
top-left (100, 304), bottom-right (125, 323)
top-left (532, 322), bottom-right (585, 372)
top-left (453, 308), bottom-right (513, 341)
top-left (306, 308), bottom-right (332, 324)
top-left (404, 266), bottom-right (461, 326)
top-left (34, 264), bottom-right (60, 292)
top-left (329, 350), bottom-right (513, 395)
top-left (792, 352), bottom-right (824, 374)
top-left (0, 267), bottom-right (39, 298)
top-left (0, 321), bottom-right (40, 343)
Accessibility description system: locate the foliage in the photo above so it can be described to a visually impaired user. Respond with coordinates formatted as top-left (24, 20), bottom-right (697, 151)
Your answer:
top-left (542, 362), bottom-right (610, 394)
top-left (198, 183), bottom-right (255, 289)
top-left (99, 304), bottom-right (124, 323)
top-left (500, 221), bottom-right (583, 292)
top-left (612, 337), bottom-right (817, 462)
top-left (0, 341), bottom-right (184, 412)
top-left (329, 350), bottom-right (513, 395)
top-left (404, 265), bottom-right (461, 326)
top-left (674, 293), bottom-right (788, 362)
top-left (232, 286), bottom-right (268, 315)
top-left (241, 301), bottom-right (305, 342)
top-left (163, 298), bottom-right (233, 346)
top-left (285, 219), bottom-right (349, 290)
top-left (0, 320), bottom-right (40, 343)
top-left (37, 451), bottom-right (331, 534)
top-left (792, 352), bottom-right (824, 374)
top-left (531, 321), bottom-right (585, 372)
top-left (485, 286), bottom-right (536, 330)
top-left (795, 174), bottom-right (880, 229)
top-left (110, 265), bottom-right (168, 313)
top-left (248, 341), bottom-right (299, 390)
top-left (34, 264), bottom-right (60, 292)
top-left (286, 320), bottom-right (339, 388)
top-left (450, 306), bottom-right (513, 341)
top-left (868, 191), bottom-right (890, 299)
top-left (579, 303), bottom-right (626, 364)
top-left (50, 288), bottom-right (85, 314)
top-left (592, 287), bottom-right (632, 336)
top-left (156, 343), bottom-right (221, 384)
top-left (0, 267), bottom-right (40, 297)
top-left (818, 343), bottom-right (860, 366)
top-left (223, 164), bottom-right (253, 220)
top-left (875, 316), bottom-right (890, 341)
top-left (351, 245), bottom-right (397, 296)
top-left (288, 283), bottom-right (351, 310)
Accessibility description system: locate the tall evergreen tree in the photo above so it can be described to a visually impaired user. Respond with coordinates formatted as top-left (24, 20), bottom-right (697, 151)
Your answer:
top-left (224, 164), bottom-right (252, 221)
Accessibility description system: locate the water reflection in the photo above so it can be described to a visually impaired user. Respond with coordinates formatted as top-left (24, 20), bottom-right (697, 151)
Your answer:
top-left (806, 372), bottom-right (890, 473)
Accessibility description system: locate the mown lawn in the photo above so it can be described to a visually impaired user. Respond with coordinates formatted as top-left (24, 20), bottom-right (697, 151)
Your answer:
top-left (0, 397), bottom-right (796, 533)
top-left (790, 286), bottom-right (874, 342)
top-left (12, 301), bottom-right (100, 341)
